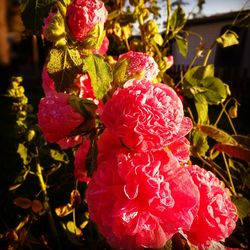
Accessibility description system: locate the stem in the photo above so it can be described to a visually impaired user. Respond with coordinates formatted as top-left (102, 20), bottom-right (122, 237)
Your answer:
top-left (221, 103), bottom-right (237, 135)
top-left (36, 153), bottom-right (61, 249)
top-left (203, 41), bottom-right (216, 66)
top-left (165, 0), bottom-right (171, 36)
top-left (222, 152), bottom-right (237, 196)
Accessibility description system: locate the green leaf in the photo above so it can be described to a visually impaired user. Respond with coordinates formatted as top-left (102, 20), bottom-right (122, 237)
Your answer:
top-left (153, 34), bottom-right (164, 46)
top-left (191, 77), bottom-right (228, 105)
top-left (82, 55), bottom-right (113, 99)
top-left (184, 65), bottom-right (214, 88)
top-left (113, 58), bottom-right (129, 86)
top-left (50, 149), bottom-right (69, 163)
top-left (46, 48), bottom-right (83, 91)
top-left (216, 144), bottom-right (250, 162)
top-left (17, 143), bottom-right (31, 165)
top-left (198, 125), bottom-right (238, 145)
top-left (20, 0), bottom-right (56, 33)
top-left (194, 97), bottom-right (208, 124)
top-left (169, 5), bottom-right (187, 35)
top-left (216, 30), bottom-right (239, 48)
top-left (232, 196), bottom-right (250, 219)
top-left (191, 129), bottom-right (209, 156)
top-left (175, 35), bottom-right (188, 57)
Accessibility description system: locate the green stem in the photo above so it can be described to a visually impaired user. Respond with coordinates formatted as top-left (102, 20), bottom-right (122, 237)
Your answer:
top-left (36, 155), bottom-right (61, 249)
top-left (222, 152), bottom-right (237, 196)
top-left (221, 103), bottom-right (237, 135)
top-left (203, 41), bottom-right (216, 66)
top-left (165, 0), bottom-right (171, 36)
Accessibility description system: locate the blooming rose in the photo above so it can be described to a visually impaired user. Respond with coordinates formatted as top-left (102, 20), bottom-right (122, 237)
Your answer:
top-left (86, 148), bottom-right (199, 249)
top-left (167, 137), bottom-right (190, 163)
top-left (66, 0), bottom-right (107, 43)
top-left (116, 51), bottom-right (159, 81)
top-left (185, 165), bottom-right (238, 249)
top-left (74, 140), bottom-right (91, 183)
top-left (37, 93), bottom-right (85, 143)
top-left (41, 67), bottom-right (56, 96)
top-left (101, 80), bottom-right (192, 151)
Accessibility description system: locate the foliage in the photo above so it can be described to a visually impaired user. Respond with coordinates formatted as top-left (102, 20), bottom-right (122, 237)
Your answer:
top-left (1, 0), bottom-right (250, 249)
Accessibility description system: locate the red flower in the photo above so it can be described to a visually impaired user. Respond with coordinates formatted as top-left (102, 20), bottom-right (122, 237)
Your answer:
top-left (66, 0), bottom-right (107, 42)
top-left (37, 93), bottom-right (85, 143)
top-left (86, 147), bottom-right (199, 249)
top-left (74, 140), bottom-right (91, 183)
top-left (41, 67), bottom-right (56, 96)
top-left (57, 135), bottom-right (84, 150)
top-left (185, 165), bottom-right (238, 248)
top-left (117, 51), bottom-right (159, 81)
top-left (167, 137), bottom-right (190, 163)
top-left (93, 36), bottom-right (109, 55)
top-left (101, 81), bottom-right (192, 151)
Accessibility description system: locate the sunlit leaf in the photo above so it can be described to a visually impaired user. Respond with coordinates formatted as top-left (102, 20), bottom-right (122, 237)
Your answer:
top-left (194, 97), bottom-right (208, 124)
top-left (61, 221), bottom-right (84, 245)
top-left (198, 125), bottom-right (238, 145)
top-left (50, 149), bottom-right (69, 163)
top-left (82, 55), bottom-right (113, 99)
top-left (169, 5), bottom-right (187, 35)
top-left (70, 190), bottom-right (81, 206)
top-left (216, 30), bottom-right (239, 48)
top-left (175, 35), bottom-right (188, 57)
top-left (55, 203), bottom-right (73, 217)
top-left (17, 143), bottom-right (31, 165)
top-left (13, 197), bottom-right (32, 209)
top-left (191, 129), bottom-right (209, 156)
top-left (46, 48), bottom-right (83, 91)
top-left (232, 196), bottom-right (250, 219)
top-left (113, 58), bottom-right (129, 86)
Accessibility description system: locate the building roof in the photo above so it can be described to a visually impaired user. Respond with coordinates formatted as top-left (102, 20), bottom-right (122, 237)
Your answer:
top-left (186, 10), bottom-right (250, 26)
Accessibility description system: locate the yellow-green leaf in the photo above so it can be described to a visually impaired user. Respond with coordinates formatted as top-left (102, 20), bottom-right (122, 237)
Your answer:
top-left (17, 143), bottom-right (31, 165)
top-left (50, 149), bottom-right (69, 163)
top-left (216, 30), bottom-right (239, 48)
top-left (232, 196), bottom-right (250, 219)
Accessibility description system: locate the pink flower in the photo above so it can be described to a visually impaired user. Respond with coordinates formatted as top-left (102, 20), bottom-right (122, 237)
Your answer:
top-left (37, 93), bottom-right (85, 143)
top-left (74, 73), bottom-right (104, 114)
top-left (86, 149), bottom-right (199, 249)
top-left (42, 12), bottom-right (55, 36)
top-left (185, 165), bottom-right (238, 249)
top-left (117, 51), bottom-right (159, 81)
top-left (74, 140), bottom-right (91, 183)
top-left (42, 67), bottom-right (56, 96)
top-left (167, 137), bottom-right (190, 163)
top-left (93, 36), bottom-right (109, 55)
top-left (66, 0), bottom-right (108, 42)
top-left (101, 81), bottom-right (192, 151)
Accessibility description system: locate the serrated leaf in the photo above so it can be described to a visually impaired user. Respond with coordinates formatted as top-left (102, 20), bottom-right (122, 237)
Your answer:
top-left (46, 48), bottom-right (83, 91)
top-left (20, 0), bottom-right (56, 33)
top-left (198, 125), bottom-right (238, 145)
top-left (175, 35), bottom-right (188, 57)
top-left (191, 77), bottom-right (228, 105)
top-left (13, 197), bottom-right (32, 209)
top-left (216, 144), bottom-right (250, 162)
top-left (232, 196), bottom-right (250, 219)
top-left (216, 30), bottom-right (239, 48)
top-left (50, 149), bottom-right (69, 163)
top-left (169, 5), bottom-right (187, 35)
top-left (82, 55), bottom-right (113, 99)
top-left (191, 129), bottom-right (209, 156)
top-left (17, 143), bottom-right (31, 165)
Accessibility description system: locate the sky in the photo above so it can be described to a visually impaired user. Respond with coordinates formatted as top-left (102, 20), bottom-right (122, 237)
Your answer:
top-left (182, 0), bottom-right (250, 17)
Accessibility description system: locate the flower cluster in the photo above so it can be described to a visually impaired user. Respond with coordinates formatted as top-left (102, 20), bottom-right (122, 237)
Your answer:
top-left (85, 52), bottom-right (238, 249)
top-left (38, 0), bottom-right (238, 249)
